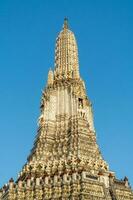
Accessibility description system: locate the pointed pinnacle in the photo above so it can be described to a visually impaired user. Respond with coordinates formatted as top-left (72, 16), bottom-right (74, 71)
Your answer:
top-left (63, 17), bottom-right (69, 29)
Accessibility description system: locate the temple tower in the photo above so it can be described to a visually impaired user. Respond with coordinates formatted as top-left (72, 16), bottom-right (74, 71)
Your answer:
top-left (0, 19), bottom-right (133, 200)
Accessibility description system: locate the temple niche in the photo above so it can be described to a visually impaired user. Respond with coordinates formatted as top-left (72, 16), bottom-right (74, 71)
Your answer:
top-left (0, 19), bottom-right (133, 200)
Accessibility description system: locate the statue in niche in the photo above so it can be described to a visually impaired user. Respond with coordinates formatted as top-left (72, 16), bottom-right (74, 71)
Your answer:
top-left (78, 98), bottom-right (83, 109)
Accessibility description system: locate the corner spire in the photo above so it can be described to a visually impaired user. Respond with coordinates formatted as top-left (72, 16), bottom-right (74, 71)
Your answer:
top-left (63, 17), bottom-right (69, 29)
top-left (47, 68), bottom-right (54, 86)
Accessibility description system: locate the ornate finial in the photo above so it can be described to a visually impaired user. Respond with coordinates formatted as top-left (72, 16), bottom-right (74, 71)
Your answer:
top-left (9, 178), bottom-right (14, 183)
top-left (63, 18), bottom-right (69, 29)
top-left (124, 176), bottom-right (128, 181)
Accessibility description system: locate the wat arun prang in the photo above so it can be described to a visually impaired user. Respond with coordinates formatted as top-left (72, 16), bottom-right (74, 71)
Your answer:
top-left (0, 19), bottom-right (133, 200)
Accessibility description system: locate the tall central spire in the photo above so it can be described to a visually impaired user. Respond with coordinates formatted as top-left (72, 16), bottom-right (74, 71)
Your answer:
top-left (54, 18), bottom-right (79, 80)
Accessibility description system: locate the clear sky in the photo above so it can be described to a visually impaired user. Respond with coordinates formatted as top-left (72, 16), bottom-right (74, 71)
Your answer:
top-left (0, 0), bottom-right (133, 187)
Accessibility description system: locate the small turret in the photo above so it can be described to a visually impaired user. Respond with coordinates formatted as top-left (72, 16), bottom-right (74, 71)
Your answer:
top-left (124, 176), bottom-right (129, 187)
top-left (18, 179), bottom-right (23, 188)
top-left (47, 68), bottom-right (54, 86)
top-left (9, 178), bottom-right (14, 190)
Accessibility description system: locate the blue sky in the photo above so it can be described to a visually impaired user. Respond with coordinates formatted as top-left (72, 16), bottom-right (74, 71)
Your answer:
top-left (0, 0), bottom-right (133, 187)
